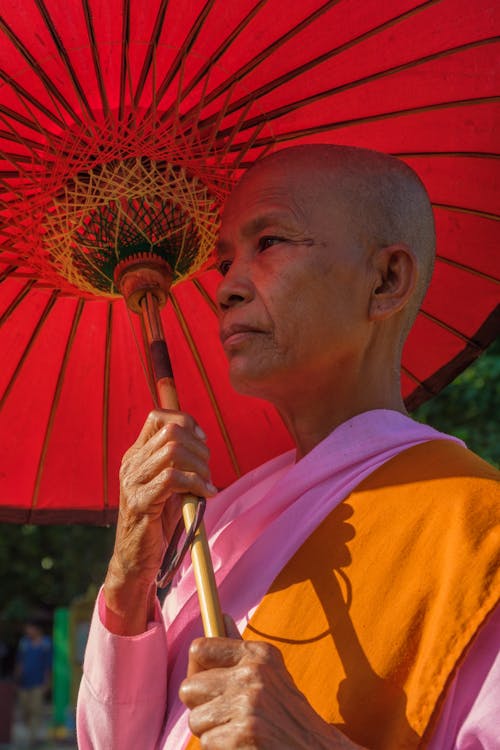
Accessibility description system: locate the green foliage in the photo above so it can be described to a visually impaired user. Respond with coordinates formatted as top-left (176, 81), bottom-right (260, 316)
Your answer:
top-left (0, 524), bottom-right (114, 635)
top-left (413, 338), bottom-right (500, 467)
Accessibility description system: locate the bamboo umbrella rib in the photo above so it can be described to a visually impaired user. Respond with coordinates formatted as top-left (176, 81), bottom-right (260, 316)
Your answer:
top-left (180, 0), bottom-right (354, 124)
top-left (132, 0), bottom-right (170, 108)
top-left (33, 0), bottom-right (95, 125)
top-left (159, 0), bottom-right (270, 124)
top-left (211, 37), bottom-right (499, 140)
top-left (240, 96), bottom-right (500, 149)
top-left (0, 279), bottom-right (37, 328)
top-left (193, 0), bottom-right (445, 130)
top-left (418, 309), bottom-right (484, 349)
top-left (119, 0), bottom-right (131, 121)
top-left (0, 129), bottom-right (47, 154)
top-left (401, 365), bottom-right (425, 387)
top-left (145, 0), bottom-right (218, 118)
top-left (82, 0), bottom-right (111, 118)
top-left (192, 278), bottom-right (218, 314)
top-left (0, 265), bottom-right (18, 284)
top-left (169, 291), bottom-right (241, 478)
top-left (0, 291), bottom-right (59, 412)
top-left (31, 298), bottom-right (85, 510)
top-left (0, 69), bottom-right (67, 130)
top-left (102, 302), bottom-right (112, 509)
top-left (431, 202), bottom-right (499, 222)
top-left (0, 16), bottom-right (84, 127)
top-left (435, 256), bottom-right (500, 284)
top-left (0, 104), bottom-right (60, 143)
top-left (394, 152), bottom-right (500, 160)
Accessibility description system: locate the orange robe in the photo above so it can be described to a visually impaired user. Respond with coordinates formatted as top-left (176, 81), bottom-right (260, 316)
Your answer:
top-left (186, 440), bottom-right (499, 749)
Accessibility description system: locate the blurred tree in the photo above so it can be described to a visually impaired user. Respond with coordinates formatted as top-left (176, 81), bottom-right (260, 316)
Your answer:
top-left (0, 524), bottom-right (114, 645)
top-left (413, 338), bottom-right (499, 467)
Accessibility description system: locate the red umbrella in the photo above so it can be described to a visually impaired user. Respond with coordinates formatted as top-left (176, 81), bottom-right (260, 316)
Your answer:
top-left (0, 0), bottom-right (499, 528)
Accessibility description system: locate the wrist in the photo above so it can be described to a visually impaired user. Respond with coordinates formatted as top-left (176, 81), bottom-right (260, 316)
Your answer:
top-left (103, 560), bottom-right (158, 636)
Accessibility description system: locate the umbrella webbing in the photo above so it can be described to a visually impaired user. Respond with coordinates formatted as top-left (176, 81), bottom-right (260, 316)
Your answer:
top-left (41, 158), bottom-right (221, 297)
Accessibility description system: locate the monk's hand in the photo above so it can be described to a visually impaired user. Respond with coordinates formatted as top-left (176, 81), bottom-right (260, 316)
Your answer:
top-left (103, 409), bottom-right (216, 635)
top-left (179, 617), bottom-right (365, 749)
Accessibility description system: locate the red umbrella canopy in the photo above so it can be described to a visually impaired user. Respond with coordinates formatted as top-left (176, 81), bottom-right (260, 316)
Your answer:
top-left (0, 0), bottom-right (498, 522)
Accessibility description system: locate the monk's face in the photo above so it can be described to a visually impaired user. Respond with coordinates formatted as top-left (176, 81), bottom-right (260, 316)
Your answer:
top-left (216, 159), bottom-right (373, 401)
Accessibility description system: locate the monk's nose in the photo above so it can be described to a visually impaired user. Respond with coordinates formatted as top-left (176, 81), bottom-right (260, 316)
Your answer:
top-left (216, 262), bottom-right (255, 311)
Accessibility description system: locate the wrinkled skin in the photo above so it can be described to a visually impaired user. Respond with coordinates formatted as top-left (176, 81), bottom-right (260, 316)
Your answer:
top-left (179, 617), bottom-right (366, 750)
top-left (103, 409), bottom-right (217, 635)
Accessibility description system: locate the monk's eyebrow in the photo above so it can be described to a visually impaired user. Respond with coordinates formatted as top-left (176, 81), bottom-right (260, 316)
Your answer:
top-left (242, 212), bottom-right (297, 237)
top-left (216, 211), bottom-right (301, 258)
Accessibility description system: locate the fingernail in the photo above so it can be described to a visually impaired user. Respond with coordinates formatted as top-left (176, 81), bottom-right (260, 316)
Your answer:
top-left (206, 482), bottom-right (218, 495)
top-left (195, 425), bottom-right (207, 440)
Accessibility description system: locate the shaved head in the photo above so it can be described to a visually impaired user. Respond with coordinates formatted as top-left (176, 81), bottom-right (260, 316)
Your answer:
top-left (237, 144), bottom-right (435, 334)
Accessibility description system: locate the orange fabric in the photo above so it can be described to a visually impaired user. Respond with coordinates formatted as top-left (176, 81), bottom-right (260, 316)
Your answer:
top-left (185, 441), bottom-right (499, 749)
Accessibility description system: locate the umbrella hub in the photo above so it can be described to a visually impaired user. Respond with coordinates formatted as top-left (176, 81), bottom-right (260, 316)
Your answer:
top-left (114, 252), bottom-right (173, 313)
top-left (39, 156), bottom-right (224, 299)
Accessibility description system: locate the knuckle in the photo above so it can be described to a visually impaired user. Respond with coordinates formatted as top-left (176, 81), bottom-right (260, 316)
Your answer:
top-left (253, 641), bottom-right (280, 665)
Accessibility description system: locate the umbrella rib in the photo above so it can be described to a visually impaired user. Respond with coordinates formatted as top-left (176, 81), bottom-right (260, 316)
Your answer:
top-left (0, 279), bottom-right (37, 328)
top-left (0, 290), bottom-right (59, 413)
top-left (102, 302), bottom-right (113, 510)
top-left (180, 0), bottom-right (349, 125)
top-left (31, 298), bottom-right (85, 511)
top-left (435, 254), bottom-right (500, 284)
top-left (211, 37), bottom-right (499, 139)
top-left (0, 15), bottom-right (84, 128)
top-left (119, 0), bottom-right (131, 121)
top-left (432, 202), bottom-right (499, 222)
top-left (0, 103), bottom-right (60, 143)
top-left (142, 0), bottom-right (219, 118)
top-left (193, 0), bottom-right (442, 129)
top-left (395, 151), bottom-right (500, 160)
top-left (192, 278), bottom-right (218, 314)
top-left (0, 69), bottom-right (67, 130)
top-left (33, 0), bottom-right (95, 125)
top-left (82, 0), bottom-right (111, 118)
top-left (0, 264), bottom-right (18, 284)
top-left (133, 0), bottom-right (170, 107)
top-left (401, 364), bottom-right (425, 388)
top-left (159, 0), bottom-right (270, 123)
top-left (238, 95), bottom-right (500, 150)
top-left (168, 291), bottom-right (241, 478)
top-left (418, 309), bottom-right (484, 350)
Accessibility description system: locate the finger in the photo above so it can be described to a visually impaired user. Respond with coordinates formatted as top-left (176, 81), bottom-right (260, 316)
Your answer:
top-left (223, 615), bottom-right (242, 640)
top-left (134, 442), bottom-right (212, 486)
top-left (143, 421), bottom-right (210, 463)
top-left (179, 667), bottom-right (230, 708)
top-left (134, 409), bottom-right (206, 449)
top-left (188, 637), bottom-right (247, 675)
top-left (130, 468), bottom-right (217, 515)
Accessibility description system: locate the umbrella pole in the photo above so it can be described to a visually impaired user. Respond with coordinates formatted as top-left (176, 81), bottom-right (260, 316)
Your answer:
top-left (141, 291), bottom-right (225, 637)
top-left (116, 259), bottom-right (225, 637)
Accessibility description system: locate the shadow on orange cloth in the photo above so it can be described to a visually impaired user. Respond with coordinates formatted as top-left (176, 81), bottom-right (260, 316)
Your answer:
top-left (186, 440), bottom-right (499, 749)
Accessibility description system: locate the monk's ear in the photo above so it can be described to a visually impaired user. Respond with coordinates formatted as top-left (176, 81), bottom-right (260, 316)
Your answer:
top-left (368, 244), bottom-right (418, 321)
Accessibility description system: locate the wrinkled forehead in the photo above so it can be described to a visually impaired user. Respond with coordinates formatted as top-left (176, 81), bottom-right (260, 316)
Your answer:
top-left (222, 158), bottom-right (339, 228)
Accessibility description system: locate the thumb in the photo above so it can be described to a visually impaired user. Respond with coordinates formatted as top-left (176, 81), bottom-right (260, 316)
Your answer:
top-left (223, 613), bottom-right (242, 640)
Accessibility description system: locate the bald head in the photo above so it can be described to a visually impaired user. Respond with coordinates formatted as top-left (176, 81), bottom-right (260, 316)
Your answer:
top-left (237, 144), bottom-right (435, 332)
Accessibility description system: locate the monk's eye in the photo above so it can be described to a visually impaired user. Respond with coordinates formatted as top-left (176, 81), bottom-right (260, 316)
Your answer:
top-left (218, 259), bottom-right (232, 276)
top-left (258, 236), bottom-right (285, 251)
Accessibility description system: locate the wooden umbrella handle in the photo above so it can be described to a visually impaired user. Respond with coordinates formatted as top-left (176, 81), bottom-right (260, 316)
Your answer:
top-left (146, 299), bottom-right (225, 638)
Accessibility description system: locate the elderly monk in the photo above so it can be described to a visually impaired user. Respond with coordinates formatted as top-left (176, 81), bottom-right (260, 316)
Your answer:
top-left (77, 145), bottom-right (499, 749)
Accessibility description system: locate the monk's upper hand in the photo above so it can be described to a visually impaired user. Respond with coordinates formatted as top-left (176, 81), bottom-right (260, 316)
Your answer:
top-left (103, 409), bottom-right (216, 634)
top-left (179, 618), bottom-right (365, 750)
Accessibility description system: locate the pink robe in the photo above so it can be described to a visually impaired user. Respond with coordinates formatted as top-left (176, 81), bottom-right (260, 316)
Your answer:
top-left (77, 411), bottom-right (499, 749)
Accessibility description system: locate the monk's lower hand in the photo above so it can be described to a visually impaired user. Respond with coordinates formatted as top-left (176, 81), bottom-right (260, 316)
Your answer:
top-left (103, 409), bottom-right (216, 635)
top-left (180, 619), bottom-right (365, 749)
